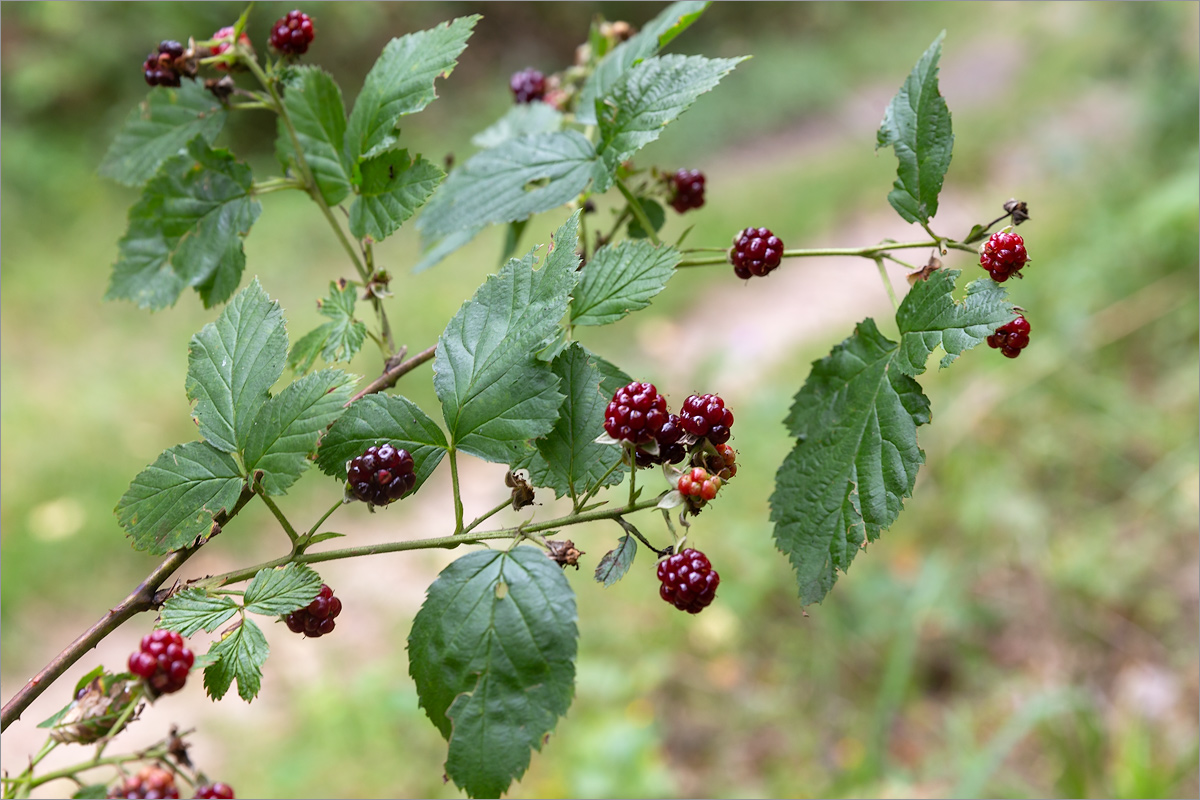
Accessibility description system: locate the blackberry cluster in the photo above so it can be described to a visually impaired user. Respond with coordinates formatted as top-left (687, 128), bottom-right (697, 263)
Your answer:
top-left (284, 584), bottom-right (342, 638)
top-left (657, 548), bottom-right (720, 614)
top-left (509, 68), bottom-right (547, 103)
top-left (347, 444), bottom-right (416, 506)
top-left (677, 467), bottom-right (721, 502)
top-left (269, 10), bottom-right (315, 55)
top-left (143, 41), bottom-right (185, 87)
top-left (634, 414), bottom-right (686, 467)
top-left (709, 443), bottom-right (738, 480)
top-left (730, 227), bottom-right (783, 279)
top-left (979, 231), bottom-right (1028, 282)
top-left (680, 393), bottom-right (734, 445)
top-left (209, 26), bottom-right (251, 70)
top-left (193, 784), bottom-right (234, 799)
top-left (107, 766), bottom-right (179, 799)
top-left (669, 169), bottom-right (706, 214)
top-left (127, 630), bottom-right (193, 696)
top-left (604, 382), bottom-right (669, 445)
top-left (986, 315), bottom-right (1031, 358)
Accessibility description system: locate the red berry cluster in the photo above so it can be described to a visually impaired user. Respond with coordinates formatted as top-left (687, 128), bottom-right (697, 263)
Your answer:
top-left (193, 784), bottom-right (234, 799)
top-left (679, 393), bottom-right (734, 445)
top-left (143, 41), bottom-right (186, 87)
top-left (284, 584), bottom-right (342, 638)
top-left (709, 443), bottom-right (738, 480)
top-left (269, 10), bottom-right (315, 55)
top-left (634, 414), bottom-right (686, 467)
top-left (730, 227), bottom-right (784, 279)
top-left (347, 444), bottom-right (416, 506)
top-left (678, 467), bottom-right (722, 501)
top-left (657, 548), bottom-right (720, 614)
top-left (987, 315), bottom-right (1031, 358)
top-left (208, 26), bottom-right (251, 70)
top-left (669, 169), bottom-right (706, 213)
top-left (979, 231), bottom-right (1028, 282)
top-left (509, 68), bottom-right (547, 103)
top-left (127, 630), bottom-right (193, 696)
top-left (604, 382), bottom-right (670, 444)
top-left (108, 766), bottom-right (179, 799)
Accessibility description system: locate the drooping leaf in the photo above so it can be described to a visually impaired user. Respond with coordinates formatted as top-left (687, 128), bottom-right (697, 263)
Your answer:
top-left (408, 547), bottom-right (578, 799)
top-left (203, 618), bottom-right (268, 702)
top-left (875, 32), bottom-right (954, 225)
top-left (287, 281), bottom-right (369, 374)
top-left (243, 563), bottom-right (323, 616)
top-left (433, 213), bottom-right (580, 463)
top-left (571, 241), bottom-right (680, 326)
top-left (159, 589), bottom-right (240, 636)
top-left (412, 223), bottom-right (487, 274)
top-left (99, 81), bottom-right (228, 187)
top-left (471, 103), bottom-right (565, 149)
top-left (893, 269), bottom-right (1013, 374)
top-left (276, 66), bottom-right (353, 206)
top-left (594, 534), bottom-right (637, 586)
top-left (242, 370), bottom-right (359, 495)
top-left (186, 280), bottom-right (287, 454)
top-left (115, 442), bottom-right (245, 555)
top-left (349, 149), bottom-right (445, 241)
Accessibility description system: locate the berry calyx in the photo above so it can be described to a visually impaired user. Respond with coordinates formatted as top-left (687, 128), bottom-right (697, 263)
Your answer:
top-left (730, 227), bottom-right (783, 279)
top-left (284, 584), bottom-right (342, 638)
top-left (979, 231), bottom-right (1029, 282)
top-left (669, 169), bottom-right (706, 213)
top-left (269, 10), bottom-right (315, 56)
top-left (194, 783), bottom-right (235, 799)
top-left (509, 68), bottom-right (547, 103)
top-left (143, 41), bottom-right (186, 87)
top-left (347, 444), bottom-right (416, 506)
top-left (604, 381), bottom-right (670, 445)
top-left (209, 26), bottom-right (252, 70)
top-left (986, 315), bottom-right (1031, 358)
top-left (657, 548), bottom-right (720, 614)
top-left (680, 393), bottom-right (734, 445)
top-left (127, 630), bottom-right (193, 696)
top-left (108, 766), bottom-right (179, 799)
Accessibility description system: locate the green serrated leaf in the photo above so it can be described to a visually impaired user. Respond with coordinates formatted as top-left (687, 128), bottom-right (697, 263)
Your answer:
top-left (594, 534), bottom-right (637, 586)
top-left (349, 149), bottom-right (445, 241)
top-left (409, 547), bottom-right (578, 798)
top-left (185, 280), bottom-right (287, 454)
top-left (875, 32), bottom-right (954, 225)
top-left (344, 16), bottom-right (479, 165)
top-left (287, 282), bottom-right (368, 375)
top-left (203, 618), bottom-right (268, 702)
top-left (99, 81), bottom-right (228, 187)
top-left (159, 588), bottom-right (240, 636)
top-left (243, 563), bottom-right (323, 616)
top-left (242, 370), bottom-right (358, 495)
top-left (771, 319), bottom-right (931, 605)
top-left (72, 784), bottom-right (110, 799)
top-left (894, 269), bottom-right (1013, 375)
top-left (316, 394), bottom-right (447, 493)
top-left (587, 349), bottom-right (634, 397)
top-left (434, 213), bottom-right (580, 462)
top-left (115, 441), bottom-right (245, 555)
top-left (276, 66), bottom-right (353, 206)
top-left (471, 103), bottom-right (565, 149)
top-left (412, 223), bottom-right (487, 274)
top-left (305, 531), bottom-right (346, 545)
top-left (572, 240), bottom-right (680, 326)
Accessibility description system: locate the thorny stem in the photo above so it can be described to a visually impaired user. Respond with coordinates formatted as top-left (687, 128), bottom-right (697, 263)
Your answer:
top-left (344, 344), bottom-right (437, 406)
top-left (676, 238), bottom-right (948, 268)
top-left (256, 488), bottom-right (299, 546)
top-left (616, 179), bottom-right (662, 246)
top-left (874, 257), bottom-right (900, 311)
top-left (362, 239), bottom-right (396, 354)
top-left (449, 450), bottom-right (465, 533)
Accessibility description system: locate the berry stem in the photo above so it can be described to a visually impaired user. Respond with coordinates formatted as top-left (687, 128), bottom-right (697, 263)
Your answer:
top-left (462, 497), bottom-right (514, 535)
top-left (873, 257), bottom-right (900, 311)
top-left (18, 736), bottom-right (178, 794)
top-left (615, 517), bottom-right (670, 558)
top-left (299, 497), bottom-right (346, 546)
top-left (615, 179), bottom-right (662, 246)
top-left (256, 486), bottom-right (299, 546)
top-left (448, 449), bottom-right (465, 533)
top-left (250, 177), bottom-right (306, 195)
top-left (362, 239), bottom-right (397, 355)
top-left (574, 458), bottom-right (624, 513)
top-left (677, 238), bottom-right (954, 268)
top-left (344, 344), bottom-right (437, 406)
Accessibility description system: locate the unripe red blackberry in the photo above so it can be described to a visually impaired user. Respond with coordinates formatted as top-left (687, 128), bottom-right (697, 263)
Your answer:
top-left (657, 548), bottom-right (720, 614)
top-left (634, 413), bottom-right (686, 466)
top-left (284, 584), bottom-right (342, 638)
top-left (604, 381), bottom-right (670, 445)
top-left (194, 783), bottom-right (235, 799)
top-left (730, 227), bottom-right (783, 279)
top-left (143, 41), bottom-right (186, 87)
top-left (979, 231), bottom-right (1029, 282)
top-left (108, 766), bottom-right (179, 799)
top-left (509, 68), bottom-right (546, 103)
top-left (269, 10), bottom-right (315, 55)
top-left (347, 443), bottom-right (416, 505)
top-left (712, 443), bottom-right (738, 480)
top-left (677, 466), bottom-right (721, 501)
top-left (127, 630), bottom-right (193, 696)
top-left (209, 26), bottom-right (252, 70)
top-left (669, 169), bottom-right (706, 213)
top-left (986, 315), bottom-right (1031, 358)
top-left (680, 393), bottom-right (734, 444)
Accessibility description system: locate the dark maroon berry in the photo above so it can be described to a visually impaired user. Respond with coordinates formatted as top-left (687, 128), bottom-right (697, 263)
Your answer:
top-left (509, 68), bottom-right (546, 103)
top-left (109, 766), bottom-right (179, 800)
top-left (679, 393), bottom-right (734, 444)
top-left (669, 169), bottom-right (706, 214)
top-left (193, 784), bottom-right (235, 800)
top-left (979, 231), bottom-right (1029, 282)
top-left (269, 10), bottom-right (315, 55)
top-left (284, 584), bottom-right (342, 638)
top-left (730, 227), bottom-right (784, 279)
top-left (143, 41), bottom-right (186, 87)
top-left (127, 630), bottom-right (193, 695)
top-left (634, 413), bottom-right (687, 466)
top-left (986, 315), bottom-right (1032, 358)
top-left (347, 443), bottom-right (416, 505)
top-left (657, 548), bottom-right (720, 614)
top-left (604, 382), bottom-right (670, 445)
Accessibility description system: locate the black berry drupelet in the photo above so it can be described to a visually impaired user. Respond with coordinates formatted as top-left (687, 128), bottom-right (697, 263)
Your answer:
top-left (986, 315), bottom-right (1031, 358)
top-left (657, 548), bottom-right (720, 613)
top-left (669, 169), bottom-right (706, 213)
top-left (605, 382), bottom-right (670, 445)
top-left (108, 767), bottom-right (179, 799)
top-left (730, 227), bottom-right (784, 279)
top-left (509, 68), bottom-right (546, 103)
top-left (680, 393), bottom-right (734, 445)
top-left (269, 10), bottom-right (315, 55)
top-left (143, 41), bottom-right (185, 87)
top-left (634, 413), bottom-right (686, 467)
top-left (347, 444), bottom-right (416, 505)
top-left (979, 231), bottom-right (1029, 282)
top-left (284, 584), bottom-right (342, 638)
top-left (127, 630), bottom-right (193, 695)
top-left (193, 784), bottom-right (235, 800)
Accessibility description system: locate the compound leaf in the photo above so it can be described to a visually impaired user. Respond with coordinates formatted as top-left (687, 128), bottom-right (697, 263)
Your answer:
top-left (287, 281), bottom-right (368, 374)
top-left (594, 534), bottom-right (637, 587)
top-left (471, 103), bottom-right (564, 149)
top-left (276, 66), bottom-right (352, 206)
top-left (349, 149), bottom-right (444, 241)
top-left (243, 563), bottom-right (323, 616)
top-left (894, 269), bottom-right (1013, 375)
top-left (316, 394), bottom-right (447, 494)
top-left (203, 618), bottom-right (268, 702)
top-left (158, 589), bottom-right (239, 637)
top-left (571, 241), bottom-right (680, 326)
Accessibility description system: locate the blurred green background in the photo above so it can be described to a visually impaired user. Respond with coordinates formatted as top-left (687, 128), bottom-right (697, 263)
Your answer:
top-left (2, 2), bottom-right (1198, 798)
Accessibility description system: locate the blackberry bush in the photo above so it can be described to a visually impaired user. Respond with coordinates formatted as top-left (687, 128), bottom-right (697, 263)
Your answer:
top-left (987, 314), bottom-right (1032, 358)
top-left (680, 393), bottom-right (734, 445)
top-left (669, 168), bottom-right (706, 213)
top-left (730, 226), bottom-right (784, 279)
top-left (979, 230), bottom-right (1029, 282)
top-left (657, 548), bottom-right (721, 613)
top-left (604, 381), bottom-right (670, 444)
top-left (283, 584), bottom-right (342, 637)
top-left (269, 10), bottom-right (315, 55)
top-left (509, 68), bottom-right (546, 103)
top-left (127, 630), bottom-right (193, 696)
top-left (347, 444), bottom-right (415, 506)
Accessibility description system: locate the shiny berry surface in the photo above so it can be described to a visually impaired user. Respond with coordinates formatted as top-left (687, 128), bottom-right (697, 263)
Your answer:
top-left (670, 169), bottom-right (706, 213)
top-left (108, 766), bottom-right (179, 799)
top-left (284, 584), bottom-right (342, 638)
top-left (986, 315), bottom-right (1032, 358)
top-left (634, 413), bottom-right (686, 466)
top-left (143, 41), bottom-right (185, 87)
top-left (730, 227), bottom-right (783, 279)
top-left (979, 231), bottom-right (1028, 282)
top-left (604, 381), bottom-right (669, 445)
top-left (127, 629), bottom-right (193, 695)
top-left (209, 26), bottom-right (251, 69)
top-left (657, 548), bottom-right (720, 614)
top-left (679, 393), bottom-right (734, 444)
top-left (347, 444), bottom-right (416, 505)
top-left (193, 784), bottom-right (235, 800)
top-left (270, 10), bottom-right (315, 55)
top-left (509, 68), bottom-right (547, 103)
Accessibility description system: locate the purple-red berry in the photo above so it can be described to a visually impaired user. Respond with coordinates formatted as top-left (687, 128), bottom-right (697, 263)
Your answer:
top-left (657, 548), bottom-right (720, 614)
top-left (284, 584), bottom-right (342, 638)
top-left (730, 227), bottom-right (783, 279)
top-left (986, 315), bottom-right (1031, 358)
top-left (604, 382), bottom-right (670, 445)
top-left (269, 10), bottom-right (315, 55)
top-left (669, 169), bottom-right (706, 213)
top-left (347, 444), bottom-right (416, 506)
top-left (979, 231), bottom-right (1029, 282)
top-left (634, 413), bottom-right (686, 467)
top-left (108, 767), bottom-right (179, 800)
top-left (209, 26), bottom-right (251, 70)
top-left (193, 784), bottom-right (235, 800)
top-left (143, 41), bottom-right (185, 87)
top-left (679, 393), bottom-right (734, 445)
top-left (127, 630), bottom-right (193, 696)
top-left (509, 68), bottom-right (547, 103)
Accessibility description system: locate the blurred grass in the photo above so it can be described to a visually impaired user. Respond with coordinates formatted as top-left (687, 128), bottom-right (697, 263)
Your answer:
top-left (2, 2), bottom-right (1198, 798)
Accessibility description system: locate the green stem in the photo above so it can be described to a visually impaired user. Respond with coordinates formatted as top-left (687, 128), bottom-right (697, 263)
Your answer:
top-left (23, 745), bottom-right (170, 792)
top-left (251, 177), bottom-right (305, 195)
top-left (920, 221), bottom-right (946, 254)
top-left (91, 687), bottom-right (145, 761)
top-left (627, 448), bottom-right (638, 506)
top-left (362, 239), bottom-right (396, 356)
top-left (256, 488), bottom-right (299, 545)
top-left (677, 239), bottom-right (947, 268)
top-left (616, 179), bottom-right (662, 246)
top-left (874, 257), bottom-right (900, 311)
top-left (449, 449), bottom-right (465, 533)
top-left (462, 497), bottom-right (514, 535)
top-left (306, 498), bottom-right (345, 538)
top-left (575, 458), bottom-right (624, 512)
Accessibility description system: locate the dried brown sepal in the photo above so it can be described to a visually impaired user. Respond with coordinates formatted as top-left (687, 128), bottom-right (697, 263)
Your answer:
top-left (906, 255), bottom-right (943, 285)
top-left (49, 675), bottom-right (140, 745)
top-left (505, 470), bottom-right (536, 510)
top-left (546, 539), bottom-right (585, 569)
top-left (1003, 198), bottom-right (1030, 224)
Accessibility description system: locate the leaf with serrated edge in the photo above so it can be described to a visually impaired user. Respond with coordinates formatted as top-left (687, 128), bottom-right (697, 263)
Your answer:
top-left (115, 442), bottom-right (245, 555)
top-left (186, 280), bottom-right (287, 454)
top-left (894, 269), bottom-right (1013, 375)
top-left (159, 589), bottom-right (239, 636)
top-left (203, 618), bottom-right (268, 702)
top-left (875, 32), bottom-right (954, 225)
top-left (770, 319), bottom-right (930, 605)
top-left (408, 548), bottom-right (577, 798)
top-left (287, 282), bottom-right (367, 374)
top-left (243, 564), bottom-right (323, 616)
top-left (243, 370), bottom-right (358, 495)
top-left (349, 149), bottom-right (445, 241)
top-left (316, 394), bottom-right (447, 493)
top-left (595, 534), bottom-right (637, 586)
top-left (276, 66), bottom-right (352, 206)
top-left (471, 103), bottom-right (564, 149)
top-left (587, 349), bottom-right (634, 397)
top-left (434, 213), bottom-right (580, 463)
top-left (572, 241), bottom-right (681, 326)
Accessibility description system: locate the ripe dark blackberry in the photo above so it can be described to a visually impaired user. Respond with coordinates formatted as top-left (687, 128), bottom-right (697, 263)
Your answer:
top-left (657, 548), bottom-right (720, 614)
top-left (269, 10), bottom-right (315, 55)
top-left (209, 26), bottom-right (251, 70)
top-left (347, 443), bottom-right (416, 505)
top-left (143, 41), bottom-right (185, 87)
top-left (127, 630), bottom-right (193, 696)
top-left (604, 381), bottom-right (669, 445)
top-left (979, 231), bottom-right (1029, 282)
top-left (284, 584), bottom-right (342, 638)
top-left (730, 227), bottom-right (783, 279)
top-left (634, 414), bottom-right (686, 467)
top-left (680, 393), bottom-right (734, 445)
top-left (108, 766), bottom-right (179, 799)
top-left (677, 466), bottom-right (721, 501)
top-left (194, 784), bottom-right (235, 799)
top-left (669, 169), bottom-right (706, 214)
top-left (986, 315), bottom-right (1031, 359)
top-left (509, 68), bottom-right (546, 103)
